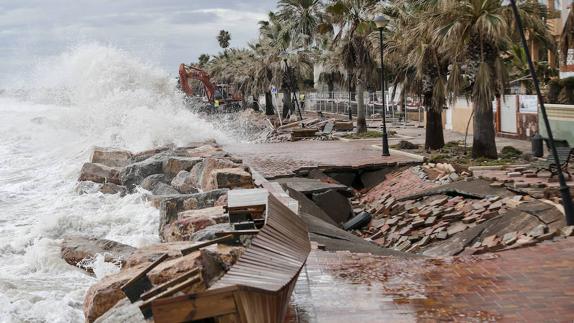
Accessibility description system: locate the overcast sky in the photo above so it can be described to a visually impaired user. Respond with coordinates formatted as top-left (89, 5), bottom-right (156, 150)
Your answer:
top-left (0, 0), bottom-right (278, 83)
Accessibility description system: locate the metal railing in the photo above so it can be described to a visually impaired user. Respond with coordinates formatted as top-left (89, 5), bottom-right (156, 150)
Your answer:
top-left (305, 91), bottom-right (425, 125)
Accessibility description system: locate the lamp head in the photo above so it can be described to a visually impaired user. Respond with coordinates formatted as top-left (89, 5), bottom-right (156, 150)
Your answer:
top-left (374, 15), bottom-right (387, 29)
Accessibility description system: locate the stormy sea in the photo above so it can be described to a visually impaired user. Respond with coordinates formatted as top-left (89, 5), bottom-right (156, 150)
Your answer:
top-left (0, 43), bottom-right (231, 322)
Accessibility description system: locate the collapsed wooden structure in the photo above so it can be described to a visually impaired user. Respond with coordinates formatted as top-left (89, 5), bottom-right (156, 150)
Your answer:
top-left (148, 191), bottom-right (311, 322)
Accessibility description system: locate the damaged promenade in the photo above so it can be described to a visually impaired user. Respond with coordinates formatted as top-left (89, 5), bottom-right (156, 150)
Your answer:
top-left (64, 123), bottom-right (574, 322)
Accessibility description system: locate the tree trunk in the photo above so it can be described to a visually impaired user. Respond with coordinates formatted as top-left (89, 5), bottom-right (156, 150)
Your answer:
top-left (282, 89), bottom-right (293, 119)
top-left (356, 79), bottom-right (367, 133)
top-left (424, 93), bottom-right (445, 150)
top-left (328, 81), bottom-right (334, 99)
top-left (265, 91), bottom-right (274, 115)
top-left (472, 97), bottom-right (498, 159)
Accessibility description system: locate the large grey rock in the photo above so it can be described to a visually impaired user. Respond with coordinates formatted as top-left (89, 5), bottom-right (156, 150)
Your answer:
top-left (119, 156), bottom-right (165, 190)
top-left (192, 158), bottom-right (241, 191)
top-left (152, 182), bottom-right (180, 196)
top-left (170, 171), bottom-right (199, 194)
top-left (61, 236), bottom-right (136, 272)
top-left (161, 206), bottom-right (228, 242)
top-left (141, 174), bottom-right (169, 191)
top-left (129, 146), bottom-right (172, 163)
top-left (162, 157), bottom-right (202, 179)
top-left (91, 147), bottom-right (132, 168)
top-left (213, 168), bottom-right (254, 189)
top-left (312, 189), bottom-right (353, 224)
top-left (79, 163), bottom-right (121, 185)
top-left (158, 190), bottom-right (228, 240)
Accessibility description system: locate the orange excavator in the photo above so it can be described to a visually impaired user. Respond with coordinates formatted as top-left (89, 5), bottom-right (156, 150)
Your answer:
top-left (178, 64), bottom-right (242, 109)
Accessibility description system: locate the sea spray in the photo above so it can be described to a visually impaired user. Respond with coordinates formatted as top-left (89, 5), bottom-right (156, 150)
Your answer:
top-left (0, 43), bottom-right (234, 322)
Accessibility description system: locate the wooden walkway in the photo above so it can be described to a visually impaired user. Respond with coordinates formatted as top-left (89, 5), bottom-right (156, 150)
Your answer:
top-left (151, 189), bottom-right (311, 322)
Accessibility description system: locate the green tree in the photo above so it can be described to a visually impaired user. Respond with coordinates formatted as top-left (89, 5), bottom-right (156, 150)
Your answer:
top-left (217, 30), bottom-right (231, 49)
top-left (198, 54), bottom-right (210, 67)
top-left (385, 0), bottom-right (447, 150)
top-left (326, 0), bottom-right (379, 133)
top-left (432, 0), bottom-right (553, 158)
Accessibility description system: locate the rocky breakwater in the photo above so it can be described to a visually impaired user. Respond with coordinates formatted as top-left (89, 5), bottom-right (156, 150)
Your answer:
top-left (66, 141), bottom-right (256, 322)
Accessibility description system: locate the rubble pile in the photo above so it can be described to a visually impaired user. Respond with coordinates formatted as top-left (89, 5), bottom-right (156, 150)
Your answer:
top-left (355, 192), bottom-right (524, 253)
top-left (413, 162), bottom-right (470, 185)
top-left (263, 117), bottom-right (351, 142)
top-left (350, 162), bottom-right (574, 256)
top-left (67, 141), bottom-right (262, 322)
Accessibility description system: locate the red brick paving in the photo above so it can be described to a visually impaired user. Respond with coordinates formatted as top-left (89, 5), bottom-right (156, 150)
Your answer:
top-left (223, 140), bottom-right (419, 178)
top-left (287, 238), bottom-right (574, 322)
top-left (473, 168), bottom-right (574, 189)
top-left (361, 167), bottom-right (439, 204)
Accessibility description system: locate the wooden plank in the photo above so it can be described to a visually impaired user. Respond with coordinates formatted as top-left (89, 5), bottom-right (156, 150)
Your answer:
top-left (152, 290), bottom-right (238, 322)
top-left (140, 276), bottom-right (201, 311)
top-left (140, 268), bottom-right (200, 301)
top-left (122, 253), bottom-right (168, 290)
top-left (180, 234), bottom-right (233, 256)
top-left (214, 230), bottom-right (260, 237)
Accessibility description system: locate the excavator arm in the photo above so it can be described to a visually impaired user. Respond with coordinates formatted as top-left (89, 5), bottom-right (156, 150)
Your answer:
top-left (178, 64), bottom-right (216, 102)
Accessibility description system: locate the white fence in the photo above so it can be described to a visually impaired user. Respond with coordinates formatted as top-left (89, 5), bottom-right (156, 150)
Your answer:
top-left (305, 91), bottom-right (425, 124)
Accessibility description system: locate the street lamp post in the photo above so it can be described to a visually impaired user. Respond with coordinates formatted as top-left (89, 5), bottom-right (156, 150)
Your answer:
top-left (508, 0), bottom-right (574, 225)
top-left (375, 15), bottom-right (391, 157)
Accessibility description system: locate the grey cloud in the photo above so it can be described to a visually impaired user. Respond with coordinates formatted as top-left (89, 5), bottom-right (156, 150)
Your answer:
top-left (0, 0), bottom-right (277, 84)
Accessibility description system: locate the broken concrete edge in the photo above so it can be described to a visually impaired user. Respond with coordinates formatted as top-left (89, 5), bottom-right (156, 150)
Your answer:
top-left (468, 164), bottom-right (531, 172)
top-left (388, 148), bottom-right (427, 162)
top-left (264, 162), bottom-right (423, 181)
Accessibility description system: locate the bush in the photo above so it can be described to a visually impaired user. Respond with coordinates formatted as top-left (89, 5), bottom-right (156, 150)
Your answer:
top-left (500, 146), bottom-right (523, 159)
top-left (396, 140), bottom-right (419, 150)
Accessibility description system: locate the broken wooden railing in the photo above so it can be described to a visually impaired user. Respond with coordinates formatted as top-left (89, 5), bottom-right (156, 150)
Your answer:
top-left (149, 191), bottom-right (311, 322)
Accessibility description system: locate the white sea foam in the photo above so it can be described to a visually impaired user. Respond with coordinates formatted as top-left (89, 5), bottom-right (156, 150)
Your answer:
top-left (0, 43), bottom-right (231, 322)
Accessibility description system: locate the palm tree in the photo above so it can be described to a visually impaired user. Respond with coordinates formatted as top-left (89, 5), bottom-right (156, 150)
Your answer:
top-left (277, 0), bottom-right (327, 48)
top-left (217, 30), bottom-right (231, 50)
top-left (258, 12), bottom-right (313, 119)
top-left (326, 0), bottom-right (379, 133)
top-left (384, 0), bottom-right (447, 150)
top-left (431, 0), bottom-right (553, 158)
top-left (198, 54), bottom-right (210, 67)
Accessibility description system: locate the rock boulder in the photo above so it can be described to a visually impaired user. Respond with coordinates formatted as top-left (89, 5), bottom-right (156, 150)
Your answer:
top-left (99, 183), bottom-right (128, 196)
top-left (119, 157), bottom-right (165, 190)
top-left (170, 171), bottom-right (199, 194)
top-left (162, 206), bottom-right (228, 242)
top-left (141, 174), bottom-right (169, 191)
top-left (61, 236), bottom-right (136, 270)
top-left (79, 163), bottom-right (121, 185)
top-left (162, 157), bottom-right (202, 179)
top-left (91, 147), bottom-right (133, 168)
top-left (213, 168), bottom-right (254, 190)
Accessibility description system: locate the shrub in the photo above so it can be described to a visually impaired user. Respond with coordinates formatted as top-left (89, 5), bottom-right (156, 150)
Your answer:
top-left (500, 146), bottom-right (523, 159)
